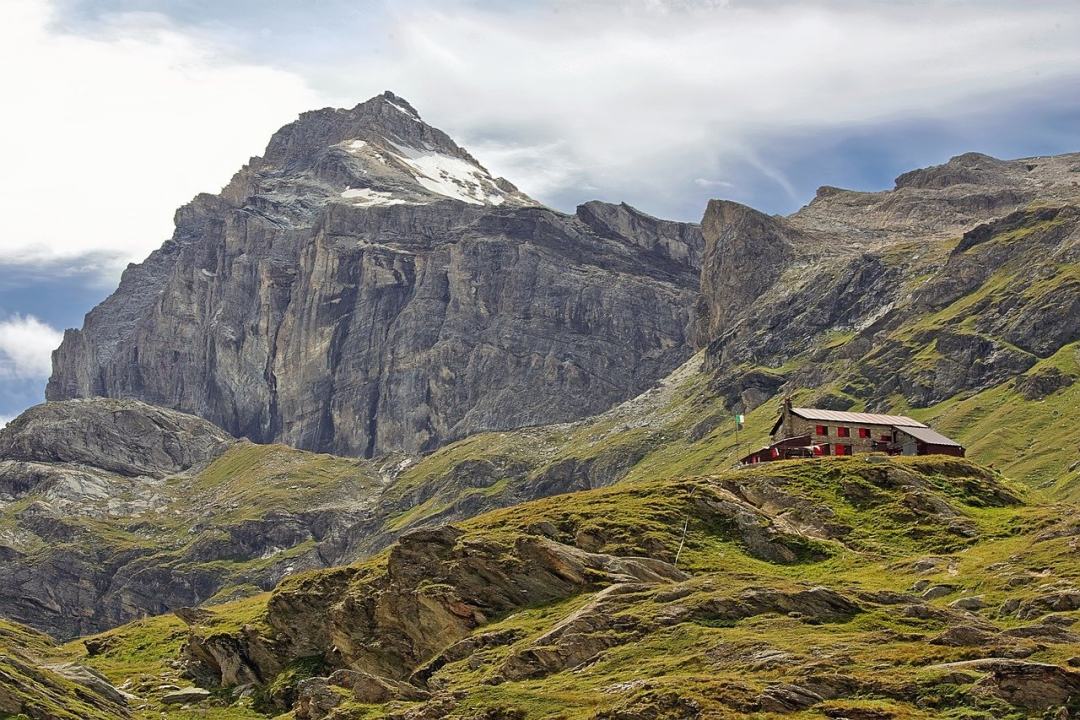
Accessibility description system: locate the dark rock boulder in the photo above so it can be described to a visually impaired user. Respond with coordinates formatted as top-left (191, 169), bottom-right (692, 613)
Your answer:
top-left (972, 660), bottom-right (1080, 710)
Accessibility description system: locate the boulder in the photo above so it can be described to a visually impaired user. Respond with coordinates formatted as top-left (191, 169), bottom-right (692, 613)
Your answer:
top-left (294, 677), bottom-right (345, 719)
top-left (929, 625), bottom-right (996, 647)
top-left (921, 584), bottom-right (958, 600)
top-left (949, 595), bottom-right (987, 611)
top-left (161, 686), bottom-right (212, 705)
top-left (973, 660), bottom-right (1080, 710)
top-left (757, 683), bottom-right (823, 712)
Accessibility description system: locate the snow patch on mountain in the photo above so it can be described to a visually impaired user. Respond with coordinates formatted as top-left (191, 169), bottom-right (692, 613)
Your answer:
top-left (386, 99), bottom-right (418, 118)
top-left (340, 187), bottom-right (410, 206)
top-left (389, 142), bottom-right (506, 205)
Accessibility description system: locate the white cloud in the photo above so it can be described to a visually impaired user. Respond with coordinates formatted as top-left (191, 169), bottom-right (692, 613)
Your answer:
top-left (0, 1), bottom-right (321, 271)
top-left (0, 315), bottom-right (64, 379)
top-left (0, 416), bottom-right (10, 430)
top-left (322, 0), bottom-right (1080, 214)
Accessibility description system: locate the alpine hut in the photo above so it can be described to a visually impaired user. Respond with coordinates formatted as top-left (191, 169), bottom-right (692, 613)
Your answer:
top-left (740, 398), bottom-right (965, 464)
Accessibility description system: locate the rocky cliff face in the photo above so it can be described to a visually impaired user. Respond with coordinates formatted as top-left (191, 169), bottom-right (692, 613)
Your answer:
top-left (47, 92), bottom-right (702, 457)
top-left (694, 151), bottom-right (1080, 413)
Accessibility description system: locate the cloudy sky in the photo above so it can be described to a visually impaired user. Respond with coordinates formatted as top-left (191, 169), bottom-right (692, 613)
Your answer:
top-left (1, 0), bottom-right (1080, 424)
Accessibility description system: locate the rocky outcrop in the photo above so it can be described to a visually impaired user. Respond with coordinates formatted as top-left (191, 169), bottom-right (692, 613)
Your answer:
top-left (0, 398), bottom-right (233, 479)
top-left (181, 526), bottom-right (866, 714)
top-left (693, 200), bottom-right (804, 347)
top-left (930, 659), bottom-right (1080, 711)
top-left (694, 153), bottom-right (1080, 412)
top-left (182, 524), bottom-right (690, 703)
top-left (1014, 366), bottom-right (1075, 400)
top-left (0, 619), bottom-right (133, 720)
top-left (48, 92), bottom-right (701, 458)
top-left (268, 526), bottom-right (686, 682)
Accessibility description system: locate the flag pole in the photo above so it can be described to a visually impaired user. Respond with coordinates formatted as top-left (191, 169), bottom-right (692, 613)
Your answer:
top-left (734, 410), bottom-right (743, 455)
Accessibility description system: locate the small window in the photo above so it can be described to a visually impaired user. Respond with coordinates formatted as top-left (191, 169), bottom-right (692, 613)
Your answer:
top-left (835, 444), bottom-right (851, 456)
top-left (858, 428), bottom-right (871, 439)
top-left (815, 425), bottom-right (828, 436)
top-left (837, 426), bottom-right (850, 438)
top-left (880, 433), bottom-right (892, 441)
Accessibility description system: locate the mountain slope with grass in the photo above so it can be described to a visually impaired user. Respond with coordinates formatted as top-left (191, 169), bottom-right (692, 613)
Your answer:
top-left (38, 455), bottom-right (1079, 720)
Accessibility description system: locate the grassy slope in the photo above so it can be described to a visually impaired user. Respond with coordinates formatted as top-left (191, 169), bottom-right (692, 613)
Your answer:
top-left (320, 458), bottom-right (1074, 719)
top-left (0, 620), bottom-right (126, 720)
top-left (7, 349), bottom-right (1074, 717)
top-left (42, 596), bottom-right (272, 720)
top-left (57, 455), bottom-right (1078, 719)
top-left (909, 343), bottom-right (1080, 495)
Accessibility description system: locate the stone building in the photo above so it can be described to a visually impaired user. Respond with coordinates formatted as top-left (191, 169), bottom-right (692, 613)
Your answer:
top-left (740, 399), bottom-right (965, 463)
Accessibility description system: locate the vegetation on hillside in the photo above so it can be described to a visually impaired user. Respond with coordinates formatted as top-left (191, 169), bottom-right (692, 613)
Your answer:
top-left (34, 455), bottom-right (1077, 720)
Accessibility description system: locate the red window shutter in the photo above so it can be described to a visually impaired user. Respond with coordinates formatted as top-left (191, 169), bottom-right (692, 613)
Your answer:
top-left (837, 444), bottom-right (850, 456)
top-left (816, 425), bottom-right (828, 436)
top-left (880, 433), bottom-right (891, 441)
top-left (858, 428), bottom-right (870, 438)
top-left (837, 427), bottom-right (849, 438)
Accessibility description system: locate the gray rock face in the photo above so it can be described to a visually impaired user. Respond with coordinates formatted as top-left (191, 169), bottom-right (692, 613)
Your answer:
top-left (0, 398), bottom-right (233, 479)
top-left (693, 152), bottom-right (1080, 410)
top-left (161, 687), bottom-right (212, 705)
top-left (47, 92), bottom-right (701, 457)
top-left (693, 200), bottom-right (802, 346)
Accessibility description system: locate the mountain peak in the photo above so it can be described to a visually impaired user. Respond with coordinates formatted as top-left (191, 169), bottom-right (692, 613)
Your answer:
top-left (257, 92), bottom-right (534, 208)
top-left (370, 90), bottom-right (421, 119)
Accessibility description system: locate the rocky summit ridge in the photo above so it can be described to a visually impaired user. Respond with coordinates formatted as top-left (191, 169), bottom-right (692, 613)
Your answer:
top-left (47, 91), bottom-right (703, 458)
top-left (259, 90), bottom-right (535, 208)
